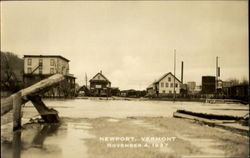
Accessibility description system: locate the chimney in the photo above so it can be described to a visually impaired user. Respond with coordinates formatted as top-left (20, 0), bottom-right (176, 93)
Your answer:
top-left (100, 70), bottom-right (102, 74)
top-left (181, 61), bottom-right (184, 83)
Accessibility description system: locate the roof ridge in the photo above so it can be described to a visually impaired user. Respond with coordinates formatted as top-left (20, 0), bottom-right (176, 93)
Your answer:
top-left (90, 72), bottom-right (111, 83)
top-left (23, 55), bottom-right (70, 62)
top-left (155, 72), bottom-right (181, 83)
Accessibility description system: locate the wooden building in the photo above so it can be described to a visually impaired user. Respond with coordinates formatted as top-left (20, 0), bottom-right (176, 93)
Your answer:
top-left (23, 55), bottom-right (76, 98)
top-left (89, 71), bottom-right (111, 97)
top-left (147, 72), bottom-right (182, 97)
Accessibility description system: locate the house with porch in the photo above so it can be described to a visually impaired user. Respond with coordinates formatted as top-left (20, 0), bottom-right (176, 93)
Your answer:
top-left (89, 71), bottom-right (111, 97)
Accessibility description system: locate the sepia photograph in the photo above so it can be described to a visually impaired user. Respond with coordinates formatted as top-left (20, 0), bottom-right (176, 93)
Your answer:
top-left (0, 1), bottom-right (249, 158)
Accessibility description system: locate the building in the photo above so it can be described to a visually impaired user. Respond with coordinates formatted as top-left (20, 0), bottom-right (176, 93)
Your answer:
top-left (120, 89), bottom-right (146, 98)
top-left (23, 55), bottom-right (76, 97)
top-left (147, 72), bottom-right (182, 96)
top-left (111, 87), bottom-right (120, 96)
top-left (202, 76), bottom-right (216, 95)
top-left (89, 71), bottom-right (111, 96)
top-left (221, 81), bottom-right (233, 96)
top-left (146, 83), bottom-right (157, 97)
top-left (187, 81), bottom-right (196, 94)
top-left (227, 84), bottom-right (248, 102)
top-left (194, 85), bottom-right (202, 94)
top-left (120, 89), bottom-right (137, 97)
top-left (77, 85), bottom-right (90, 96)
top-left (180, 83), bottom-right (188, 96)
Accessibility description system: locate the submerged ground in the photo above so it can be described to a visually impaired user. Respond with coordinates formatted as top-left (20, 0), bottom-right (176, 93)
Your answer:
top-left (1, 99), bottom-right (249, 158)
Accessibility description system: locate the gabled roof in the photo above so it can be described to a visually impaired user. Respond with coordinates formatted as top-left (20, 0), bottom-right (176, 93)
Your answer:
top-left (154, 72), bottom-right (182, 83)
top-left (90, 72), bottom-right (111, 83)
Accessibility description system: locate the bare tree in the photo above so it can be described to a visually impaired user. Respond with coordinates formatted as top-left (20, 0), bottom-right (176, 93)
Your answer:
top-left (226, 78), bottom-right (240, 86)
top-left (0, 51), bottom-right (24, 92)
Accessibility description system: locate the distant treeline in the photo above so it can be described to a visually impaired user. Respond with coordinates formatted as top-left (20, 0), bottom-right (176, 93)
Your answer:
top-left (1, 51), bottom-right (24, 93)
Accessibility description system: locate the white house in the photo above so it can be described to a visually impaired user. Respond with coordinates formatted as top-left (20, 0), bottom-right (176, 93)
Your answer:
top-left (147, 72), bottom-right (182, 96)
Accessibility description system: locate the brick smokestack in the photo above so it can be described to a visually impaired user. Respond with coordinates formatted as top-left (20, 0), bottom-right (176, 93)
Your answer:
top-left (181, 61), bottom-right (183, 83)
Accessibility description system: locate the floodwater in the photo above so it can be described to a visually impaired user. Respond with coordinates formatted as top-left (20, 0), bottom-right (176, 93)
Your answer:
top-left (22, 98), bottom-right (249, 119)
top-left (1, 98), bottom-right (249, 158)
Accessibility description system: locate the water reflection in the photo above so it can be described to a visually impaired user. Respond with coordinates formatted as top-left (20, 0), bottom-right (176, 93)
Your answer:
top-left (1, 123), bottom-right (60, 158)
top-left (32, 124), bottom-right (60, 148)
top-left (12, 130), bottom-right (21, 158)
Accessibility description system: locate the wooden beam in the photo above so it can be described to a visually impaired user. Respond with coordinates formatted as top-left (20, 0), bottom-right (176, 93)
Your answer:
top-left (1, 74), bottom-right (65, 116)
top-left (28, 95), bottom-right (60, 123)
top-left (1, 96), bottom-right (14, 116)
top-left (13, 92), bottom-right (22, 131)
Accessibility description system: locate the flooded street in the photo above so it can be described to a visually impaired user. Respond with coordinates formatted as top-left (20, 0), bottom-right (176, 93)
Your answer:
top-left (1, 99), bottom-right (249, 158)
top-left (22, 98), bottom-right (249, 118)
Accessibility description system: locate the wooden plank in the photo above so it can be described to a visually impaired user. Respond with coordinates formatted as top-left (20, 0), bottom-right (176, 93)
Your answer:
top-left (176, 109), bottom-right (244, 120)
top-left (1, 74), bottom-right (65, 116)
top-left (13, 92), bottom-right (22, 131)
top-left (28, 95), bottom-right (60, 123)
top-left (173, 112), bottom-right (249, 136)
top-left (173, 112), bottom-right (224, 124)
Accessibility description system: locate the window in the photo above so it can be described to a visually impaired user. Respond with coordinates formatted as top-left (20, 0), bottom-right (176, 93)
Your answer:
top-left (161, 82), bottom-right (164, 87)
top-left (98, 76), bottom-right (100, 80)
top-left (28, 59), bottom-right (32, 65)
top-left (170, 83), bottom-right (173, 87)
top-left (176, 83), bottom-right (178, 88)
top-left (165, 83), bottom-right (169, 87)
top-left (28, 68), bottom-right (32, 73)
top-left (168, 77), bottom-right (171, 82)
top-left (96, 85), bottom-right (102, 88)
top-left (162, 90), bottom-right (165, 93)
top-left (50, 59), bottom-right (55, 66)
top-left (50, 68), bottom-right (54, 74)
top-left (169, 90), bottom-right (172, 94)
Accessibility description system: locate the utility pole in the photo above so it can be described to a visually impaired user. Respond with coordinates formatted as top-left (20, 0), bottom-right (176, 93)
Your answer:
top-left (215, 56), bottom-right (218, 94)
top-left (215, 56), bottom-right (220, 95)
top-left (181, 61), bottom-right (184, 83)
top-left (173, 49), bottom-right (176, 102)
top-left (85, 73), bottom-right (88, 88)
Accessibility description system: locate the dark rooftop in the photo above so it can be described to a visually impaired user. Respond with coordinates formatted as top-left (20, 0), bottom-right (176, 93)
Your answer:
top-left (23, 55), bottom-right (70, 62)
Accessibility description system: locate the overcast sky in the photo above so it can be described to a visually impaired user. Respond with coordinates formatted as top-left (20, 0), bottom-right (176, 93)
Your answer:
top-left (1, 1), bottom-right (248, 90)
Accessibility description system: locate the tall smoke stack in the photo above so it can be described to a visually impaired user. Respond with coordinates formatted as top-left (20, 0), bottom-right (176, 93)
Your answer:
top-left (181, 61), bottom-right (184, 83)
